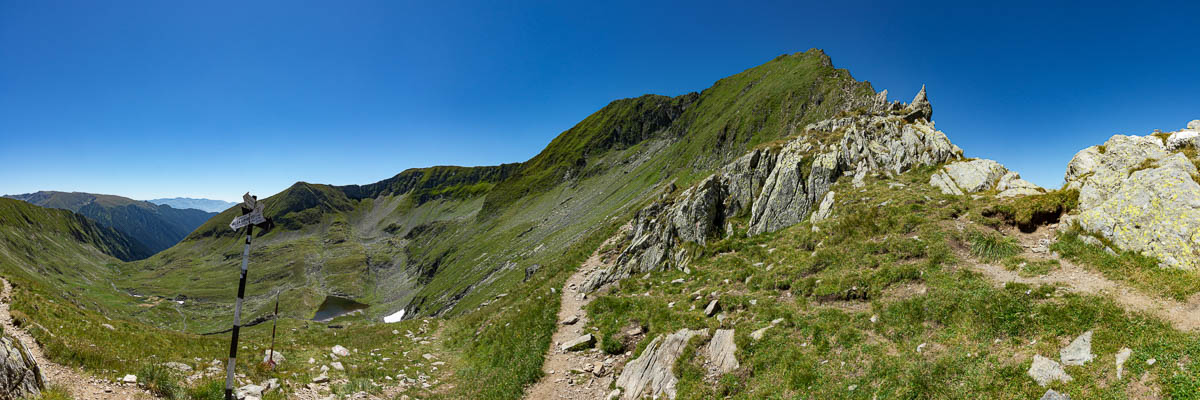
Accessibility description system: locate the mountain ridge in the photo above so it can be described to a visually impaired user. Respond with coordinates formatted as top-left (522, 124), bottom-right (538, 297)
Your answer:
top-left (146, 197), bottom-right (237, 213)
top-left (4, 191), bottom-right (215, 259)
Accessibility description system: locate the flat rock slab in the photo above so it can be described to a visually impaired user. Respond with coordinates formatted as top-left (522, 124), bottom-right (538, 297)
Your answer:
top-left (1028, 355), bottom-right (1072, 387)
top-left (705, 329), bottom-right (739, 374)
top-left (1060, 330), bottom-right (1094, 366)
top-left (704, 300), bottom-right (719, 317)
top-left (616, 328), bottom-right (708, 399)
top-left (561, 334), bottom-right (595, 352)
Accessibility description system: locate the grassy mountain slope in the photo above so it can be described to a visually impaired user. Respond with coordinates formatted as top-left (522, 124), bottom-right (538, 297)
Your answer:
top-left (6, 50), bottom-right (895, 400)
top-left (117, 49), bottom-right (877, 333)
top-left (5, 191), bottom-right (216, 259)
top-left (0, 197), bottom-right (147, 272)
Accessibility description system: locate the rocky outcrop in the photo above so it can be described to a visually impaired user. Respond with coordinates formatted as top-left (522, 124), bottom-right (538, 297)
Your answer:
top-left (1, 336), bottom-right (44, 400)
top-left (615, 329), bottom-right (708, 400)
top-left (583, 88), bottom-right (962, 290)
top-left (1063, 122), bottom-right (1200, 270)
top-left (704, 329), bottom-right (739, 375)
top-left (929, 159), bottom-right (1044, 198)
top-left (1165, 120), bottom-right (1199, 151)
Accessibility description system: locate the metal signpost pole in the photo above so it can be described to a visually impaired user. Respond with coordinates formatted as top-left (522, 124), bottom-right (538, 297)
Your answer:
top-left (225, 223), bottom-right (253, 400)
top-left (224, 193), bottom-right (271, 400)
top-left (267, 291), bottom-right (279, 369)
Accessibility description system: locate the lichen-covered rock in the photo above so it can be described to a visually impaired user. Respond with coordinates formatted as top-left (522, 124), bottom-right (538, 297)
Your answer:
top-left (932, 159), bottom-right (1006, 194)
top-left (1066, 134), bottom-right (1169, 209)
top-left (749, 144), bottom-right (831, 234)
top-left (669, 176), bottom-right (725, 246)
top-left (0, 336), bottom-right (44, 400)
top-left (903, 85), bottom-right (932, 122)
top-left (1073, 153), bottom-right (1200, 269)
top-left (1062, 121), bottom-right (1200, 269)
top-left (615, 329), bottom-right (708, 399)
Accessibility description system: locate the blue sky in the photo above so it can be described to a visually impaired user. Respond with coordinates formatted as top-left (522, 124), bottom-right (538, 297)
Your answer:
top-left (2, 1), bottom-right (1198, 202)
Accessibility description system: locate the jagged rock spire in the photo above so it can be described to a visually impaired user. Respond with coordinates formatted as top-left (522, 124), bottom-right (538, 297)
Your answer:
top-left (904, 85), bottom-right (932, 122)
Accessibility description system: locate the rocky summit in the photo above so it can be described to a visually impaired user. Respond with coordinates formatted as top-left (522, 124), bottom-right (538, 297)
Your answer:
top-left (583, 87), bottom-right (962, 291)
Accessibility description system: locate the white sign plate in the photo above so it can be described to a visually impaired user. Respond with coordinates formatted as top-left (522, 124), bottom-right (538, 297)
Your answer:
top-left (230, 203), bottom-right (266, 230)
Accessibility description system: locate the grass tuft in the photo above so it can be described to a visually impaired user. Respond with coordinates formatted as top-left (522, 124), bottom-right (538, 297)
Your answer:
top-left (968, 231), bottom-right (1021, 261)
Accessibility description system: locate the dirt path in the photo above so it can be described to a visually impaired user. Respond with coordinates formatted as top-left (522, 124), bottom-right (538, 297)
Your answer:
top-left (524, 233), bottom-right (626, 400)
top-left (966, 228), bottom-right (1200, 332)
top-left (1, 278), bottom-right (155, 399)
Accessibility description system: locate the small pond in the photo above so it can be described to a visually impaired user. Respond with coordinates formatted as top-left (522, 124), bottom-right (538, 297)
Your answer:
top-left (312, 295), bottom-right (369, 321)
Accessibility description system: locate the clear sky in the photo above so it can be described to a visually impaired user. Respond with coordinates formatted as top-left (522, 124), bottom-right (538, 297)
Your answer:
top-left (2, 1), bottom-right (1198, 202)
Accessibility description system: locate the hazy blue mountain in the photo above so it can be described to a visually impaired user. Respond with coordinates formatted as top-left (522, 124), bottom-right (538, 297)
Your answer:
top-left (146, 197), bottom-right (237, 213)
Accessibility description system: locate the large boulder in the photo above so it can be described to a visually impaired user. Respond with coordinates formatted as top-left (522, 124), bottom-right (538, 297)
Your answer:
top-left (1066, 134), bottom-right (1169, 209)
top-left (615, 329), bottom-right (708, 400)
top-left (1073, 154), bottom-right (1200, 269)
top-left (928, 159), bottom-right (1043, 197)
top-left (1064, 122), bottom-right (1200, 270)
top-left (1, 336), bottom-right (44, 400)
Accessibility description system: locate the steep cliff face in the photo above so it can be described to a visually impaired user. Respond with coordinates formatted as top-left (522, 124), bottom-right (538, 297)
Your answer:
top-left (583, 87), bottom-right (962, 291)
top-left (1062, 121), bottom-right (1200, 270)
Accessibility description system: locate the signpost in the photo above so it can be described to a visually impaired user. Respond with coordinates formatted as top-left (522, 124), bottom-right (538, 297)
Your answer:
top-left (266, 291), bottom-right (280, 369)
top-left (225, 193), bottom-right (273, 400)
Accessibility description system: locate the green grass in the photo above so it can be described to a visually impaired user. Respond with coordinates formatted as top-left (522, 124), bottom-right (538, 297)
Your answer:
top-left (1002, 257), bottom-right (1060, 277)
top-left (586, 167), bottom-right (1200, 399)
top-left (31, 385), bottom-right (74, 400)
top-left (982, 189), bottom-right (1079, 232)
top-left (138, 364), bottom-right (185, 399)
top-left (1052, 229), bottom-right (1200, 301)
top-left (968, 231), bottom-right (1021, 262)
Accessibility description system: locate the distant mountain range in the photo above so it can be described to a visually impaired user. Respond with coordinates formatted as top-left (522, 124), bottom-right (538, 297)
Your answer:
top-left (4, 191), bottom-right (216, 259)
top-left (146, 197), bottom-right (237, 213)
